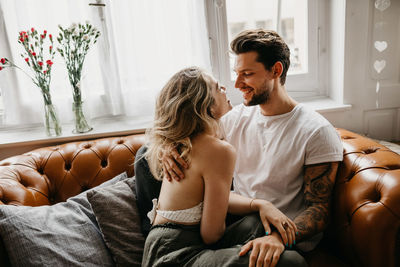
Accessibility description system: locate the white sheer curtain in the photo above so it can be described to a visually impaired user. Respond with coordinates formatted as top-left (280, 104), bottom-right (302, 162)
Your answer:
top-left (0, 0), bottom-right (211, 126)
top-left (105, 0), bottom-right (211, 117)
top-left (0, 0), bottom-right (105, 126)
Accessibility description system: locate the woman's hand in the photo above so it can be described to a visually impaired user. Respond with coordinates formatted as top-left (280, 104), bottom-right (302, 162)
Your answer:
top-left (252, 199), bottom-right (297, 248)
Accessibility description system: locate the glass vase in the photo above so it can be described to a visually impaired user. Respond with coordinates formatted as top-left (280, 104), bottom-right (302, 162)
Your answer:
top-left (72, 101), bottom-right (93, 133)
top-left (44, 103), bottom-right (62, 136)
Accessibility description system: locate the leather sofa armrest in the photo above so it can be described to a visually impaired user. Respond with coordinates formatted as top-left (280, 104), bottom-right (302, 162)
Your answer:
top-left (334, 129), bottom-right (400, 267)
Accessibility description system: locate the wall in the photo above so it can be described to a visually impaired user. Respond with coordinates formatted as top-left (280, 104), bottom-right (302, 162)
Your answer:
top-left (325, 0), bottom-right (400, 141)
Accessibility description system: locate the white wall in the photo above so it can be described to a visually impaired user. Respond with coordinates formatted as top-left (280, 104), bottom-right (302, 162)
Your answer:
top-left (323, 0), bottom-right (400, 141)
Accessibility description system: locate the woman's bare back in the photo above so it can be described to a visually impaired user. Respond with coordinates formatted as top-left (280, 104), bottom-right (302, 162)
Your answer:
top-left (153, 133), bottom-right (236, 239)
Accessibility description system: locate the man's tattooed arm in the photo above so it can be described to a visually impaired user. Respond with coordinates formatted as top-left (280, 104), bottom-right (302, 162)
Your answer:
top-left (294, 162), bottom-right (339, 241)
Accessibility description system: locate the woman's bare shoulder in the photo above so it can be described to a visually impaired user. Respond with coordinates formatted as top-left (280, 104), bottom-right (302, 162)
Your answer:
top-left (192, 134), bottom-right (236, 163)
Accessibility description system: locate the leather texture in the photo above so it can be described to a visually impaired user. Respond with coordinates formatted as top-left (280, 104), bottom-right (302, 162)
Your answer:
top-left (330, 129), bottom-right (400, 267)
top-left (0, 134), bottom-right (145, 206)
top-left (0, 129), bottom-right (398, 267)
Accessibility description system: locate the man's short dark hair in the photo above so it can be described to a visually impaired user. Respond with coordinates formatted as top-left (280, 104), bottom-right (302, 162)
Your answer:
top-left (230, 29), bottom-right (290, 85)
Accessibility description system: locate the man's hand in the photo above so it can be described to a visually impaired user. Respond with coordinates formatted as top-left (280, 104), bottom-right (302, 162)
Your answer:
top-left (255, 200), bottom-right (297, 248)
top-left (294, 162), bottom-right (339, 241)
top-left (239, 232), bottom-right (285, 267)
top-left (161, 146), bottom-right (189, 181)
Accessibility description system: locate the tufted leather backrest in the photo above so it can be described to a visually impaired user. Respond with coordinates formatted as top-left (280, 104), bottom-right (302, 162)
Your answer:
top-left (0, 134), bottom-right (145, 206)
top-left (334, 129), bottom-right (400, 267)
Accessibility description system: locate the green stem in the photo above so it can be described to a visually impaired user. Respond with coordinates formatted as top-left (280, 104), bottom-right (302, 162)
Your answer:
top-left (44, 102), bottom-right (62, 136)
top-left (72, 101), bottom-right (92, 133)
top-left (9, 63), bottom-right (37, 86)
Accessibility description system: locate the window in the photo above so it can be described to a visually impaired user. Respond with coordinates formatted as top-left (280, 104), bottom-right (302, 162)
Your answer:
top-left (0, 0), bottom-right (211, 128)
top-left (206, 0), bottom-right (327, 104)
top-left (0, 0), bottom-right (328, 131)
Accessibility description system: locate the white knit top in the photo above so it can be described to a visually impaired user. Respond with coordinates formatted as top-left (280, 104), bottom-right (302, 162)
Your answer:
top-left (147, 198), bottom-right (203, 224)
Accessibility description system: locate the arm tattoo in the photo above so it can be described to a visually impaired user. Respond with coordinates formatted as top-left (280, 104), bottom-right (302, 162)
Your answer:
top-left (294, 162), bottom-right (339, 241)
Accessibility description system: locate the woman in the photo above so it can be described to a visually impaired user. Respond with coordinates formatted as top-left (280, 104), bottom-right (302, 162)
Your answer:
top-left (139, 67), bottom-right (298, 267)
top-left (141, 67), bottom-right (236, 266)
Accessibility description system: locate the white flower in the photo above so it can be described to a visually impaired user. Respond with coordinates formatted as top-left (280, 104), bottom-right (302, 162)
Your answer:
top-left (69, 23), bottom-right (77, 32)
top-left (76, 82), bottom-right (81, 89)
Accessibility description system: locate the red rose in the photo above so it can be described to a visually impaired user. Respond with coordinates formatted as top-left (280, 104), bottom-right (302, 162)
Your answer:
top-left (49, 34), bottom-right (52, 40)
top-left (0, 66), bottom-right (3, 71)
top-left (46, 60), bottom-right (53, 66)
top-left (40, 34), bottom-right (45, 39)
top-left (25, 58), bottom-right (29, 62)
top-left (38, 61), bottom-right (43, 66)
top-left (31, 27), bottom-right (35, 33)
top-left (0, 58), bottom-right (5, 64)
top-left (43, 70), bottom-right (47, 74)
top-left (19, 38), bottom-right (24, 43)
top-left (44, 30), bottom-right (47, 35)
top-left (32, 52), bottom-right (36, 56)
top-left (49, 46), bottom-right (52, 51)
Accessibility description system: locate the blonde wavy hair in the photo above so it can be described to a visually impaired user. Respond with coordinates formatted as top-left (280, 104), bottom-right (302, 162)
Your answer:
top-left (145, 67), bottom-right (219, 180)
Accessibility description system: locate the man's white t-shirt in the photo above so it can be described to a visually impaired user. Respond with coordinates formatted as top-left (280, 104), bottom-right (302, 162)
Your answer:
top-left (220, 103), bottom-right (343, 251)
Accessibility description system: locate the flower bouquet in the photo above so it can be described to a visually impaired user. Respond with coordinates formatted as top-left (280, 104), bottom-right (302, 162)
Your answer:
top-left (0, 28), bottom-right (62, 136)
top-left (57, 22), bottom-right (100, 133)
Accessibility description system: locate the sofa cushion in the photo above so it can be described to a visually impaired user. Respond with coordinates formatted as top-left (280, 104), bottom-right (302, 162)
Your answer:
top-left (0, 172), bottom-right (128, 267)
top-left (87, 177), bottom-right (145, 266)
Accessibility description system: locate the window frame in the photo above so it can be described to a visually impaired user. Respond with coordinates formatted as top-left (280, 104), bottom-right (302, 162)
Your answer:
top-left (205, 0), bottom-right (328, 104)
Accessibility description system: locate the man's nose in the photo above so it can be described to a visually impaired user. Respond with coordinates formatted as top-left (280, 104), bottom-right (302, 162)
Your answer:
top-left (234, 75), bottom-right (244, 89)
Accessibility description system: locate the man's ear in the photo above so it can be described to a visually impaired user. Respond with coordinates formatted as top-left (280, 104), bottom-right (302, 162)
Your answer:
top-left (271, 61), bottom-right (283, 79)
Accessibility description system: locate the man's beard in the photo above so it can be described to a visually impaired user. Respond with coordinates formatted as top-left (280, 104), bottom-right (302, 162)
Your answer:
top-left (245, 82), bottom-right (270, 106)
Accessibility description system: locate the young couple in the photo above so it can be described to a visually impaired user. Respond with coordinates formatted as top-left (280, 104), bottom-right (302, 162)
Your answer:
top-left (135, 29), bottom-right (343, 267)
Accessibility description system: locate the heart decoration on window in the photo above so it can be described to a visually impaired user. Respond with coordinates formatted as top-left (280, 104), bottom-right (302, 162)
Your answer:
top-left (374, 41), bottom-right (387, 52)
top-left (374, 60), bottom-right (386, 74)
top-left (375, 0), bottom-right (391, 12)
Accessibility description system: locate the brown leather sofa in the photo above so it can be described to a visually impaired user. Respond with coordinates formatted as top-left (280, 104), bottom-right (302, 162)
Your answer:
top-left (0, 129), bottom-right (398, 267)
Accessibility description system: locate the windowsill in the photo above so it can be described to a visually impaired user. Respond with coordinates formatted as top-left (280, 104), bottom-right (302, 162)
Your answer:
top-left (0, 115), bottom-right (153, 149)
top-left (0, 97), bottom-right (351, 149)
top-left (299, 97), bottom-right (352, 113)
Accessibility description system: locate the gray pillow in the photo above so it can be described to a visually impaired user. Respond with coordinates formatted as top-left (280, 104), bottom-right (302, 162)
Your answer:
top-left (87, 177), bottom-right (145, 267)
top-left (0, 172), bottom-right (128, 267)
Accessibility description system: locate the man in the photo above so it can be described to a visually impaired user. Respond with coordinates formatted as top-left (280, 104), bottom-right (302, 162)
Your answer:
top-left (137, 29), bottom-right (343, 267)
